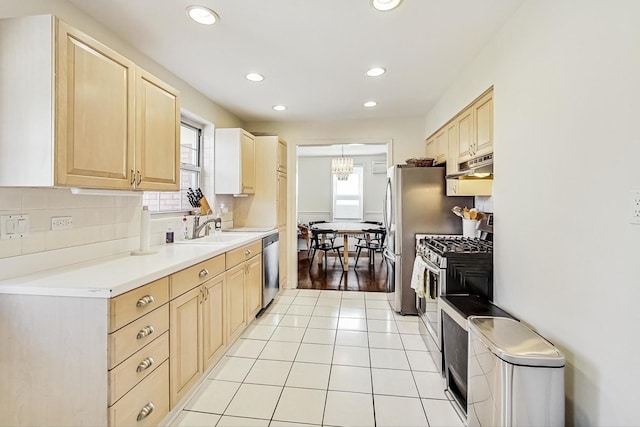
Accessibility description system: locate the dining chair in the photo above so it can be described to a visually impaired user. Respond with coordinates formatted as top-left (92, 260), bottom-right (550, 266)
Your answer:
top-left (354, 228), bottom-right (386, 268)
top-left (355, 221), bottom-right (384, 246)
top-left (297, 223), bottom-right (311, 254)
top-left (308, 220), bottom-right (336, 244)
top-left (309, 228), bottom-right (344, 272)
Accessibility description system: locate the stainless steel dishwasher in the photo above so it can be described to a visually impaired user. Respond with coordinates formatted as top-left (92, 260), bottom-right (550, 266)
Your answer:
top-left (260, 233), bottom-right (279, 313)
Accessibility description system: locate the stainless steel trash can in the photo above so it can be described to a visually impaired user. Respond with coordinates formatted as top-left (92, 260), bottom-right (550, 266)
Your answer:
top-left (467, 316), bottom-right (565, 427)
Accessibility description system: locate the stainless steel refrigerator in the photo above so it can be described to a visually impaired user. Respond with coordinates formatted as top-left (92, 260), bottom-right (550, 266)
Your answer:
top-left (383, 165), bottom-right (472, 314)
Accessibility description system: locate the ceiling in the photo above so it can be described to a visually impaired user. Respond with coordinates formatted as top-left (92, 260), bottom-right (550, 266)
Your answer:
top-left (69, 0), bottom-right (524, 123)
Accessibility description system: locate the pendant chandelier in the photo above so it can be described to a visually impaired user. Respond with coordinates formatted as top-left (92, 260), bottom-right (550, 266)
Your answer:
top-left (331, 145), bottom-right (353, 181)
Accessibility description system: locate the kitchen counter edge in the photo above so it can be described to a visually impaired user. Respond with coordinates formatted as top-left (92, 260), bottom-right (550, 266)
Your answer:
top-left (0, 230), bottom-right (277, 299)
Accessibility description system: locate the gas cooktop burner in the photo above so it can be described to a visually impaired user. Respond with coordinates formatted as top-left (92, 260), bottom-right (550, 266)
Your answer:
top-left (419, 236), bottom-right (493, 256)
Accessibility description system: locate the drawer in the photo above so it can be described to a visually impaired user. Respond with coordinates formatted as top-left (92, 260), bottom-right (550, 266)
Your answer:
top-left (109, 277), bottom-right (169, 332)
top-left (108, 331), bottom-right (169, 406)
top-left (170, 254), bottom-right (225, 299)
top-left (108, 360), bottom-right (169, 427)
top-left (226, 241), bottom-right (262, 269)
top-left (109, 305), bottom-right (169, 369)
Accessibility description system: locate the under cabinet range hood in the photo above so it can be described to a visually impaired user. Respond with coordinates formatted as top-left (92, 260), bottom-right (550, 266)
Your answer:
top-left (446, 153), bottom-right (493, 179)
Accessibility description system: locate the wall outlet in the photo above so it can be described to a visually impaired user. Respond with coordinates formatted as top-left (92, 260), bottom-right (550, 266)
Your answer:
top-left (51, 216), bottom-right (74, 230)
top-left (631, 191), bottom-right (640, 225)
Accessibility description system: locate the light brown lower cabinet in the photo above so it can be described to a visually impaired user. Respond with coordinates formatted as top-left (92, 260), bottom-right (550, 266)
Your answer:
top-left (245, 254), bottom-right (263, 322)
top-left (226, 263), bottom-right (246, 343)
top-left (169, 272), bottom-right (226, 407)
top-left (0, 238), bottom-right (271, 427)
top-left (108, 361), bottom-right (170, 427)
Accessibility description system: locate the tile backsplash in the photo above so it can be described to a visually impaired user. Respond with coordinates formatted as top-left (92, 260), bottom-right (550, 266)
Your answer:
top-left (0, 187), bottom-right (143, 259)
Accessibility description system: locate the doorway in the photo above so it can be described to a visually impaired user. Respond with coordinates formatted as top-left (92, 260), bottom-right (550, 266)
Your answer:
top-left (294, 140), bottom-right (391, 291)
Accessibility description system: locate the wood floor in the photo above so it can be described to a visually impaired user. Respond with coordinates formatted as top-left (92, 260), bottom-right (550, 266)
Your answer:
top-left (297, 249), bottom-right (389, 292)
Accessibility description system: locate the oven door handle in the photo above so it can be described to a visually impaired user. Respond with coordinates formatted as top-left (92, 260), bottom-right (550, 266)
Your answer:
top-left (423, 259), bottom-right (441, 275)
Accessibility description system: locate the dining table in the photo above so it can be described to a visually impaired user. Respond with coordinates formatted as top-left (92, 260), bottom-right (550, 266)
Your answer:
top-left (310, 221), bottom-right (384, 271)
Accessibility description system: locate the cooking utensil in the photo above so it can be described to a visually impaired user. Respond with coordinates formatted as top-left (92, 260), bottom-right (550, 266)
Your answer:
top-left (452, 206), bottom-right (464, 218)
top-left (186, 187), bottom-right (212, 214)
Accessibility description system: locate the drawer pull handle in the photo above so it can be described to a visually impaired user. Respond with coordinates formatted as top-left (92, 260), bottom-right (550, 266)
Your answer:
top-left (130, 169), bottom-right (136, 185)
top-left (136, 295), bottom-right (154, 307)
top-left (136, 357), bottom-right (154, 372)
top-left (199, 268), bottom-right (209, 278)
top-left (244, 249), bottom-right (252, 256)
top-left (137, 402), bottom-right (154, 422)
top-left (136, 325), bottom-right (155, 340)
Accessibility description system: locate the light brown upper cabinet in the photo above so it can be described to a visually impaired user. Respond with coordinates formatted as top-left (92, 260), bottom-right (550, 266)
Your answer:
top-left (134, 69), bottom-right (180, 191)
top-left (214, 128), bottom-right (256, 195)
top-left (0, 15), bottom-right (179, 190)
top-left (473, 90), bottom-right (494, 158)
top-left (426, 87), bottom-right (494, 168)
top-left (456, 105), bottom-right (475, 163)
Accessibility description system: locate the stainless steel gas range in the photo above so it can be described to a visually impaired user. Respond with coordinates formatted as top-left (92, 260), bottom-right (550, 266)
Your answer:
top-left (415, 234), bottom-right (513, 417)
top-left (415, 235), bottom-right (494, 353)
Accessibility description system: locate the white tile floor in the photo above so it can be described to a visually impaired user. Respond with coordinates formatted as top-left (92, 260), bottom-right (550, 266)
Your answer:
top-left (170, 289), bottom-right (464, 427)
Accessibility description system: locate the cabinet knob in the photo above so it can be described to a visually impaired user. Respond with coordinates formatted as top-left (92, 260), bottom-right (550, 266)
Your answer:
top-left (136, 325), bottom-right (155, 340)
top-left (199, 268), bottom-right (209, 278)
top-left (136, 295), bottom-right (155, 307)
top-left (136, 402), bottom-right (155, 422)
top-left (244, 249), bottom-right (252, 256)
top-left (136, 357), bottom-right (154, 372)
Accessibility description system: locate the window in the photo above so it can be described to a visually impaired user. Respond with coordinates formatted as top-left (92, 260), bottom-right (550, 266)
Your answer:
top-left (333, 166), bottom-right (364, 221)
top-left (143, 119), bottom-right (202, 213)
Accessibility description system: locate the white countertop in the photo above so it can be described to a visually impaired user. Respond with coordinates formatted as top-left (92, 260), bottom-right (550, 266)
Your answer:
top-left (0, 230), bottom-right (276, 299)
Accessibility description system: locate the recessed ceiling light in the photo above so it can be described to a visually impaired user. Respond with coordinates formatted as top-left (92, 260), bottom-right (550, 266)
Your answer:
top-left (245, 73), bottom-right (264, 82)
top-left (366, 67), bottom-right (386, 77)
top-left (273, 105), bottom-right (287, 111)
top-left (371, 0), bottom-right (403, 11)
top-left (186, 6), bottom-right (219, 25)
top-left (363, 101), bottom-right (378, 108)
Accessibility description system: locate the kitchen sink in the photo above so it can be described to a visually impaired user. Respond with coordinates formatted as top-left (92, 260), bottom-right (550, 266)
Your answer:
top-left (174, 233), bottom-right (251, 245)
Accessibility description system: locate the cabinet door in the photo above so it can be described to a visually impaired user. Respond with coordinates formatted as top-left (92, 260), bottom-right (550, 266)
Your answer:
top-left (202, 274), bottom-right (226, 371)
top-left (56, 21), bottom-right (135, 189)
top-left (474, 90), bottom-right (493, 157)
top-left (457, 106), bottom-right (474, 162)
top-left (434, 129), bottom-right (447, 165)
top-left (446, 121), bottom-right (459, 176)
top-left (226, 264), bottom-right (246, 343)
top-left (277, 139), bottom-right (287, 174)
top-left (279, 228), bottom-right (287, 288)
top-left (245, 255), bottom-right (263, 322)
top-left (425, 136), bottom-right (436, 160)
top-left (135, 68), bottom-right (180, 191)
top-left (241, 131), bottom-right (256, 194)
top-left (169, 287), bottom-right (201, 407)
top-left (277, 172), bottom-right (287, 229)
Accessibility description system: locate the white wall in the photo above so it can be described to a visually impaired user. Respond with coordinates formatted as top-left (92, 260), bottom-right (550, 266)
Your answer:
top-left (0, 1), bottom-right (243, 265)
top-left (425, 1), bottom-right (640, 425)
top-left (297, 155), bottom-right (387, 224)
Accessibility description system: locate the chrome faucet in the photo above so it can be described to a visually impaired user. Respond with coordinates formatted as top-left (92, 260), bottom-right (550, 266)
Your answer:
top-left (192, 213), bottom-right (221, 239)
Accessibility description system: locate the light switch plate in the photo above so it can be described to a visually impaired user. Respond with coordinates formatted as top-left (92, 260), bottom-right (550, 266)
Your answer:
top-left (1, 214), bottom-right (29, 239)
